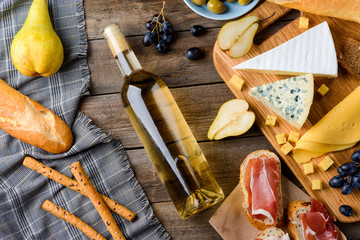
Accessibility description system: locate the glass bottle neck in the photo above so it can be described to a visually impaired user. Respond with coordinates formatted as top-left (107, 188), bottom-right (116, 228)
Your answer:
top-left (115, 49), bottom-right (142, 77)
top-left (103, 23), bottom-right (142, 77)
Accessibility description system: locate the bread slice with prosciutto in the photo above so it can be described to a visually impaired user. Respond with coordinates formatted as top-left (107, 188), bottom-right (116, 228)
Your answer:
top-left (287, 199), bottom-right (338, 240)
top-left (240, 150), bottom-right (284, 230)
top-left (255, 227), bottom-right (290, 240)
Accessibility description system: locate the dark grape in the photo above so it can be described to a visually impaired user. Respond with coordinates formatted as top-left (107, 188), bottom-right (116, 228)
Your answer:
top-left (351, 149), bottom-right (360, 162)
top-left (142, 32), bottom-right (153, 46)
top-left (337, 166), bottom-right (345, 176)
top-left (190, 25), bottom-right (205, 36)
top-left (329, 175), bottom-right (346, 188)
top-left (155, 40), bottom-right (169, 53)
top-left (146, 20), bottom-right (156, 31)
top-left (162, 33), bottom-right (173, 44)
top-left (341, 182), bottom-right (354, 195)
top-left (186, 47), bottom-right (204, 60)
top-left (150, 31), bottom-right (159, 44)
top-left (162, 21), bottom-right (173, 34)
top-left (340, 162), bottom-right (358, 175)
top-left (339, 205), bottom-right (353, 216)
top-left (351, 174), bottom-right (360, 189)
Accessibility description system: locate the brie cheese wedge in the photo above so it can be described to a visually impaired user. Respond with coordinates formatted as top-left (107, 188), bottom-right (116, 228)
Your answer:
top-left (233, 21), bottom-right (337, 77)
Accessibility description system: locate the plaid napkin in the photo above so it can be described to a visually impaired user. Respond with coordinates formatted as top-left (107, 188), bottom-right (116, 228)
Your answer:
top-left (0, 0), bottom-right (170, 239)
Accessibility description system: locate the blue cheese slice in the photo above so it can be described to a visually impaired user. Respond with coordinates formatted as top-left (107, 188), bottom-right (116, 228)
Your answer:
top-left (249, 74), bottom-right (314, 129)
top-left (233, 21), bottom-right (337, 78)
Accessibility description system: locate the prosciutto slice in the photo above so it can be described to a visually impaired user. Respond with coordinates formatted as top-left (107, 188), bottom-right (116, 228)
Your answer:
top-left (244, 155), bottom-right (279, 223)
top-left (300, 199), bottom-right (338, 240)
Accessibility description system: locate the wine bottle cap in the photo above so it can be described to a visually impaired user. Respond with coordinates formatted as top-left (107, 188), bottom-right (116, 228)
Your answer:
top-left (103, 23), bottom-right (130, 57)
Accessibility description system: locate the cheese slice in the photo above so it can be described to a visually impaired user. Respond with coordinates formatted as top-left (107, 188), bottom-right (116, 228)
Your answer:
top-left (249, 74), bottom-right (314, 129)
top-left (294, 86), bottom-right (360, 164)
top-left (233, 21), bottom-right (337, 77)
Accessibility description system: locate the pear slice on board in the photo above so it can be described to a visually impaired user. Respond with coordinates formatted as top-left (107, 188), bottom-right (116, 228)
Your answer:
top-left (208, 99), bottom-right (256, 140)
top-left (217, 16), bottom-right (259, 51)
top-left (229, 23), bottom-right (259, 58)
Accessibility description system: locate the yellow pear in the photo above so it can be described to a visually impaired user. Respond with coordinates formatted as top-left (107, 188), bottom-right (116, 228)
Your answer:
top-left (11, 0), bottom-right (64, 77)
top-left (208, 99), bottom-right (255, 140)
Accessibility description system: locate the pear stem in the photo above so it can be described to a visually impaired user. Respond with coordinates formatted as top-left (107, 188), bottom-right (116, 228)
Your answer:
top-left (259, 12), bottom-right (276, 22)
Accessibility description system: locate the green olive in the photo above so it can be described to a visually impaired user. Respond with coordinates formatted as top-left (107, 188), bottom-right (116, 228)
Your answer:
top-left (207, 0), bottom-right (226, 14)
top-left (238, 0), bottom-right (252, 5)
top-left (192, 0), bottom-right (207, 6)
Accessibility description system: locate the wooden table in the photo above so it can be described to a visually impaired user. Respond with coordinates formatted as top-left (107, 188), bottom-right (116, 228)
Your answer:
top-left (80, 1), bottom-right (359, 239)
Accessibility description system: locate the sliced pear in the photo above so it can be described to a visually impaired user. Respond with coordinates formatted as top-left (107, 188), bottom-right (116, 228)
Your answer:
top-left (217, 15), bottom-right (259, 51)
top-left (229, 23), bottom-right (258, 58)
top-left (207, 99), bottom-right (256, 140)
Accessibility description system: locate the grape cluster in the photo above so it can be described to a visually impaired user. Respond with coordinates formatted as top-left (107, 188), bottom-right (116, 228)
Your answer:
top-left (329, 150), bottom-right (360, 216)
top-left (329, 150), bottom-right (360, 194)
top-left (142, 3), bottom-right (174, 53)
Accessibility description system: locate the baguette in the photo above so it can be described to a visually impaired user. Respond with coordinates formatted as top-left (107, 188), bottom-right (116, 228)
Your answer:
top-left (266, 0), bottom-right (360, 24)
top-left (255, 227), bottom-right (289, 240)
top-left (0, 79), bottom-right (72, 153)
top-left (240, 150), bottom-right (283, 230)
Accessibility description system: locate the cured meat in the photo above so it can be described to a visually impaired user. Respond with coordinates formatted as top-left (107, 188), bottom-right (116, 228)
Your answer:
top-left (300, 199), bottom-right (338, 240)
top-left (244, 154), bottom-right (279, 223)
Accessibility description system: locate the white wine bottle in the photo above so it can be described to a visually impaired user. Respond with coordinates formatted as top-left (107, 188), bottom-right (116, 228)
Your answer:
top-left (103, 24), bottom-right (224, 219)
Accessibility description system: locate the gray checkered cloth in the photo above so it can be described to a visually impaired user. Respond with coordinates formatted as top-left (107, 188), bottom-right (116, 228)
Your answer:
top-left (0, 0), bottom-right (170, 239)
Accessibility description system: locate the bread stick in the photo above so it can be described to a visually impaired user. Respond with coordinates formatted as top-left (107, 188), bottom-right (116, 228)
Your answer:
top-left (42, 200), bottom-right (105, 240)
top-left (70, 161), bottom-right (125, 240)
top-left (23, 156), bottom-right (136, 221)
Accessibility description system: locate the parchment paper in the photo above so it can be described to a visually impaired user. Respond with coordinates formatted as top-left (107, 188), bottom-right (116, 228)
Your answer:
top-left (209, 176), bottom-right (346, 240)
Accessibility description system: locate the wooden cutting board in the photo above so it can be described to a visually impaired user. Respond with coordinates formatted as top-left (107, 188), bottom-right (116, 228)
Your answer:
top-left (213, 2), bottom-right (360, 223)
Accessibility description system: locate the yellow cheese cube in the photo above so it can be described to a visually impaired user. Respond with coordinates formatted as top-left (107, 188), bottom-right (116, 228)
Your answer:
top-left (299, 17), bottom-right (309, 29)
top-left (281, 142), bottom-right (293, 155)
top-left (318, 156), bottom-right (334, 171)
top-left (229, 75), bottom-right (245, 91)
top-left (317, 84), bottom-right (329, 96)
top-left (312, 180), bottom-right (322, 190)
top-left (303, 162), bottom-right (314, 175)
top-left (288, 131), bottom-right (300, 143)
top-left (265, 115), bottom-right (277, 127)
top-left (276, 133), bottom-right (287, 145)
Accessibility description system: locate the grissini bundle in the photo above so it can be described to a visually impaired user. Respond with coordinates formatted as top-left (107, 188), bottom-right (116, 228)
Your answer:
top-left (266, 0), bottom-right (360, 24)
top-left (0, 79), bottom-right (72, 153)
top-left (23, 156), bottom-right (136, 221)
top-left (42, 200), bottom-right (106, 240)
top-left (70, 161), bottom-right (126, 240)
top-left (240, 150), bottom-right (283, 230)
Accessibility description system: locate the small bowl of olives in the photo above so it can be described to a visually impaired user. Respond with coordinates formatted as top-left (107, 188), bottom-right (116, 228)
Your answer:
top-left (183, 0), bottom-right (260, 20)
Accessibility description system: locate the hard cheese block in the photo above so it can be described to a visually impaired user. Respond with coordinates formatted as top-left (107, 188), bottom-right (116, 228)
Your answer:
top-left (249, 74), bottom-right (314, 129)
top-left (233, 21), bottom-right (337, 77)
top-left (294, 85), bottom-right (360, 164)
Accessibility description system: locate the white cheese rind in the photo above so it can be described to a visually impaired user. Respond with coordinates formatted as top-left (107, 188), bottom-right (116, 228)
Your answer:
top-left (233, 21), bottom-right (337, 78)
top-left (249, 74), bottom-right (314, 129)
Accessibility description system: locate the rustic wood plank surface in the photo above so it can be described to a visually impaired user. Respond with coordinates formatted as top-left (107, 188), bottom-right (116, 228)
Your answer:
top-left (81, 0), bottom-right (359, 239)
